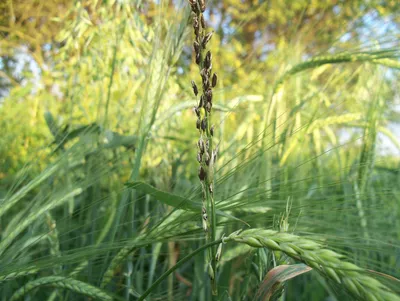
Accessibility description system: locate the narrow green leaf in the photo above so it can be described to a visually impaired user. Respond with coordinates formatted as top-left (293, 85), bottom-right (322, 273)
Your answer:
top-left (125, 181), bottom-right (249, 225)
top-left (125, 181), bottom-right (200, 211)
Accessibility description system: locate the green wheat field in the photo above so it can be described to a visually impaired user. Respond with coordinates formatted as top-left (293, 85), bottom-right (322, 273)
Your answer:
top-left (0, 0), bottom-right (399, 300)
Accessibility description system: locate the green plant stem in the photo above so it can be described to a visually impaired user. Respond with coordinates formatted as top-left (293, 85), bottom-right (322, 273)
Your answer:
top-left (138, 239), bottom-right (223, 301)
top-left (207, 183), bottom-right (217, 295)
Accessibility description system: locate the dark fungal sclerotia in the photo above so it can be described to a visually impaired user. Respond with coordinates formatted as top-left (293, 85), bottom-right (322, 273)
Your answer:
top-left (188, 0), bottom-right (219, 294)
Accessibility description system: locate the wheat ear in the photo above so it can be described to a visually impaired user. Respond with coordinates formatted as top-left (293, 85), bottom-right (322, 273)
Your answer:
top-left (227, 229), bottom-right (400, 301)
top-left (10, 276), bottom-right (113, 301)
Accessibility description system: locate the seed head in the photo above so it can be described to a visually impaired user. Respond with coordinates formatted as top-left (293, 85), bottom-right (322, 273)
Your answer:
top-left (202, 77), bottom-right (210, 90)
top-left (199, 95), bottom-right (205, 108)
top-left (191, 80), bottom-right (198, 96)
top-left (188, 0), bottom-right (195, 8)
top-left (196, 119), bottom-right (201, 130)
top-left (205, 89), bottom-right (213, 102)
top-left (211, 145), bottom-right (218, 163)
top-left (202, 31), bottom-right (213, 48)
top-left (193, 41), bottom-right (200, 53)
top-left (197, 152), bottom-right (202, 162)
top-left (198, 138), bottom-right (204, 153)
top-left (210, 125), bottom-right (214, 136)
top-left (193, 17), bottom-right (199, 34)
top-left (189, 1), bottom-right (199, 13)
top-left (200, 14), bottom-right (206, 28)
top-left (198, 166), bottom-right (206, 181)
top-left (206, 101), bottom-right (212, 113)
top-left (209, 183), bottom-right (213, 194)
top-left (200, 68), bottom-right (208, 79)
top-left (194, 106), bottom-right (200, 117)
top-left (195, 52), bottom-right (201, 65)
top-left (204, 152), bottom-right (210, 165)
top-left (201, 118), bottom-right (207, 131)
top-left (212, 73), bottom-right (217, 87)
top-left (199, 0), bottom-right (206, 12)
top-left (204, 51), bottom-right (212, 69)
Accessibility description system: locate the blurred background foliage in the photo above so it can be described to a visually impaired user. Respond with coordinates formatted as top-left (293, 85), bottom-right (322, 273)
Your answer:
top-left (0, 0), bottom-right (399, 300)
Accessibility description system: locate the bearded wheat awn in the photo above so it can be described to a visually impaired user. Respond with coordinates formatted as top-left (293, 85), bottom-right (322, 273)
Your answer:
top-left (188, 0), bottom-right (219, 295)
top-left (138, 226), bottom-right (400, 301)
top-left (10, 276), bottom-right (113, 301)
top-left (227, 229), bottom-right (400, 301)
